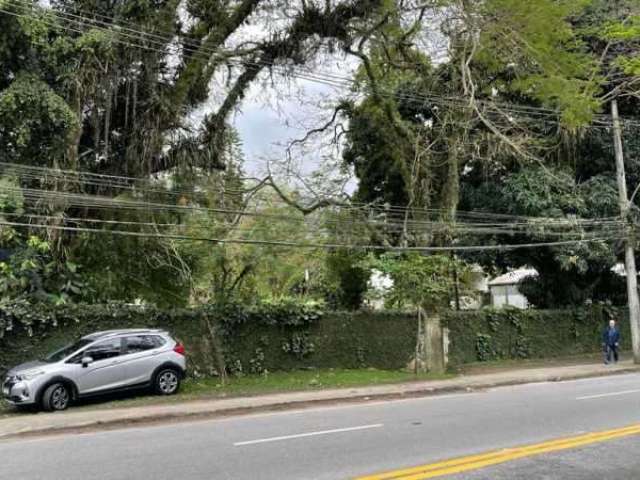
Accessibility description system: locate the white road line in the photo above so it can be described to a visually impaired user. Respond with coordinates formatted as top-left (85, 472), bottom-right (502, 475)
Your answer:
top-left (576, 389), bottom-right (640, 400)
top-left (233, 423), bottom-right (384, 446)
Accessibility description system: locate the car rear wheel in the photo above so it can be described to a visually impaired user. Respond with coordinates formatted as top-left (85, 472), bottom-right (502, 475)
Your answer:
top-left (154, 368), bottom-right (181, 395)
top-left (42, 383), bottom-right (70, 412)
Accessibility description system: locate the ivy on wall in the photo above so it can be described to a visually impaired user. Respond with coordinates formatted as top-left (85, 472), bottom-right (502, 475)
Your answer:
top-left (445, 305), bottom-right (625, 365)
top-left (0, 301), bottom-right (417, 377)
top-left (1, 301), bottom-right (625, 377)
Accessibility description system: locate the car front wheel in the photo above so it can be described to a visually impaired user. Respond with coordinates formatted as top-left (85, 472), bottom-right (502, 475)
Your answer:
top-left (154, 368), bottom-right (181, 395)
top-left (42, 383), bottom-right (71, 412)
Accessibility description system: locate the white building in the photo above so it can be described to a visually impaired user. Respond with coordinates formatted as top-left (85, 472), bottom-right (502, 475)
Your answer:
top-left (457, 265), bottom-right (489, 310)
top-left (488, 268), bottom-right (538, 309)
top-left (366, 269), bottom-right (394, 310)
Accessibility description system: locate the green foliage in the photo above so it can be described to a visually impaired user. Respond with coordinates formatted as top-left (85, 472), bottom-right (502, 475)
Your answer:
top-left (72, 228), bottom-right (194, 308)
top-left (0, 0), bottom-right (394, 309)
top-left (500, 168), bottom-right (584, 216)
top-left (475, 0), bottom-right (598, 127)
top-left (364, 253), bottom-right (472, 314)
top-left (1, 301), bottom-right (625, 377)
top-left (461, 165), bottom-right (622, 307)
top-left (323, 249), bottom-right (370, 309)
top-left (0, 0), bottom-right (637, 314)
top-left (74, 28), bottom-right (115, 57)
top-left (603, 16), bottom-right (640, 41)
top-left (183, 184), bottom-right (329, 306)
top-left (248, 348), bottom-right (266, 374)
top-left (182, 308), bottom-right (417, 374)
top-left (490, 167), bottom-right (618, 220)
top-left (0, 183), bottom-right (90, 305)
top-left (215, 298), bottom-right (324, 332)
top-left (0, 74), bottom-right (78, 165)
top-left (599, 14), bottom-right (640, 75)
top-left (0, 176), bottom-right (23, 214)
top-left (0, 301), bottom-right (417, 376)
top-left (475, 334), bottom-right (496, 362)
top-left (615, 56), bottom-right (640, 76)
top-left (343, 96), bottom-right (412, 206)
top-left (281, 332), bottom-right (316, 360)
top-left (445, 305), bottom-right (627, 365)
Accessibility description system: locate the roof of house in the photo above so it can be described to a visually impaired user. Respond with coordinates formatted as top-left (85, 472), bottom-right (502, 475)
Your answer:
top-left (488, 268), bottom-right (538, 287)
top-left (487, 262), bottom-right (629, 288)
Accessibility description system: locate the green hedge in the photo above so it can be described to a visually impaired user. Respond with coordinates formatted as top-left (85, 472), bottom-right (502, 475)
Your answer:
top-left (0, 303), bottom-right (417, 377)
top-left (0, 302), bottom-right (625, 378)
top-left (443, 305), bottom-right (627, 366)
top-left (226, 311), bottom-right (417, 374)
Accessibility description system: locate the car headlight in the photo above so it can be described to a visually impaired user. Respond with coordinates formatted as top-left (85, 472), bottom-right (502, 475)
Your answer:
top-left (16, 371), bottom-right (45, 381)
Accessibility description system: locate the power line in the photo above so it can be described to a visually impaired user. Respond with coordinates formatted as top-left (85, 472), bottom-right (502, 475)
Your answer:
top-left (2, 210), bottom-right (623, 241)
top-left (6, 0), bottom-right (447, 90)
top-left (0, 162), bottom-right (627, 227)
top-left (8, 185), bottom-right (625, 238)
top-left (3, 176), bottom-right (628, 242)
top-left (0, 219), bottom-right (625, 253)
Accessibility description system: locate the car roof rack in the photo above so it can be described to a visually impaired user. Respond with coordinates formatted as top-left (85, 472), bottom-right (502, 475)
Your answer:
top-left (82, 329), bottom-right (165, 340)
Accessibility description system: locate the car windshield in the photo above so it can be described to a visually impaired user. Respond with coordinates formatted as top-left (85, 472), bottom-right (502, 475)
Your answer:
top-left (43, 339), bottom-right (93, 363)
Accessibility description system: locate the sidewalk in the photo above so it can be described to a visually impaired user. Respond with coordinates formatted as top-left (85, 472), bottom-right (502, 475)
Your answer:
top-left (1, 360), bottom-right (638, 439)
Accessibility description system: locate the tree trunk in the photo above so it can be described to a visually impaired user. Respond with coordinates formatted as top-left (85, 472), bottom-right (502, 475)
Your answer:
top-left (414, 308), bottom-right (426, 374)
top-left (203, 315), bottom-right (228, 385)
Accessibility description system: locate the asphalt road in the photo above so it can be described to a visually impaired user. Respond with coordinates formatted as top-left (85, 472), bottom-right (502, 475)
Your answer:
top-left (1, 372), bottom-right (640, 480)
top-left (446, 435), bottom-right (640, 480)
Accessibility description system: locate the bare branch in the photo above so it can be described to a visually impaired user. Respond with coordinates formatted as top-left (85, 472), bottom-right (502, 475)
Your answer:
top-left (285, 103), bottom-right (351, 160)
top-left (265, 175), bottom-right (351, 215)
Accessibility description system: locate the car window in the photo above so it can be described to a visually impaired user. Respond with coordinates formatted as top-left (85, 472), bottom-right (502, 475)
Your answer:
top-left (125, 335), bottom-right (161, 354)
top-left (45, 339), bottom-right (94, 363)
top-left (80, 338), bottom-right (122, 362)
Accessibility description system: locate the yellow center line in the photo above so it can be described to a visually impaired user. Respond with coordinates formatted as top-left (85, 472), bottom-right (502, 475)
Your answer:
top-left (355, 423), bottom-right (640, 480)
top-left (356, 426), bottom-right (640, 480)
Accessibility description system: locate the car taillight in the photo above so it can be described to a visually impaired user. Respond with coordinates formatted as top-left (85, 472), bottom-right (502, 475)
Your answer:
top-left (173, 343), bottom-right (185, 355)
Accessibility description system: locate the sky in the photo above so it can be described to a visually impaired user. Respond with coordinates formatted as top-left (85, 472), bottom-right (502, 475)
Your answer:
top-left (222, 57), bottom-right (357, 188)
top-left (232, 77), bottom-right (349, 177)
top-left (199, 12), bottom-right (362, 183)
top-left (234, 106), bottom-right (290, 169)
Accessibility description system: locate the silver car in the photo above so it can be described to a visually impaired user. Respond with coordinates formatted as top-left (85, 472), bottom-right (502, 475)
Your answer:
top-left (2, 329), bottom-right (187, 411)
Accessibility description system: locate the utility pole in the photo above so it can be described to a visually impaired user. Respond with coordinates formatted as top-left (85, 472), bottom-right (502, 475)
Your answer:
top-left (612, 99), bottom-right (640, 364)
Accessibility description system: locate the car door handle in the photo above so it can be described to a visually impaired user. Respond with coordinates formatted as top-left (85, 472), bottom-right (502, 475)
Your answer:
top-left (151, 351), bottom-right (161, 356)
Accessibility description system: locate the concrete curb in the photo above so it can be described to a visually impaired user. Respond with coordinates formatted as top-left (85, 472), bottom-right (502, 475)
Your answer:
top-left (2, 364), bottom-right (639, 440)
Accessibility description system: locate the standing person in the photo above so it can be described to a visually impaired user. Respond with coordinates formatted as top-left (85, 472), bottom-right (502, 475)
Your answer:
top-left (602, 319), bottom-right (621, 364)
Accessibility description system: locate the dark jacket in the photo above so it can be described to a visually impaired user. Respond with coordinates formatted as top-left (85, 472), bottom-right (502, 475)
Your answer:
top-left (602, 326), bottom-right (621, 346)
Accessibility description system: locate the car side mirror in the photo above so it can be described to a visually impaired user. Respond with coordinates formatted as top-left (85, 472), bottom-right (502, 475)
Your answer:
top-left (81, 356), bottom-right (94, 368)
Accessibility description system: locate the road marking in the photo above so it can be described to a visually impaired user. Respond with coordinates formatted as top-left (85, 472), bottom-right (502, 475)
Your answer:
top-left (355, 423), bottom-right (640, 480)
top-left (233, 423), bottom-right (383, 446)
top-left (576, 389), bottom-right (640, 400)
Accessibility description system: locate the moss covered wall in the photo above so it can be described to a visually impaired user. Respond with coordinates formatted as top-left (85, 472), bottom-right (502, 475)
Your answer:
top-left (0, 304), bottom-right (622, 377)
top-left (0, 305), bottom-right (417, 377)
top-left (444, 306), bottom-right (627, 367)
